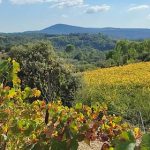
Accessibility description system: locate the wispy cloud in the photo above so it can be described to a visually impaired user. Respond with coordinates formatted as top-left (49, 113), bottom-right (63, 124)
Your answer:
top-left (147, 14), bottom-right (150, 19)
top-left (0, 0), bottom-right (2, 4)
top-left (49, 0), bottom-right (84, 8)
top-left (10, 0), bottom-right (85, 8)
top-left (10, 0), bottom-right (45, 5)
top-left (85, 4), bottom-right (111, 14)
top-left (9, 0), bottom-right (110, 14)
top-left (128, 5), bottom-right (149, 11)
top-left (61, 14), bottom-right (68, 18)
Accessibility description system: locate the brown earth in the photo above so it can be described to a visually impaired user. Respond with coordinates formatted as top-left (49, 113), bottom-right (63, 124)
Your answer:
top-left (78, 141), bottom-right (103, 150)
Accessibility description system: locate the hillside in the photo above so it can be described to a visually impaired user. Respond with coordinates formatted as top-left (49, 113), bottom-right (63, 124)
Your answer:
top-left (83, 62), bottom-right (150, 87)
top-left (0, 33), bottom-right (115, 51)
top-left (77, 62), bottom-right (150, 125)
top-left (39, 24), bottom-right (150, 40)
top-left (48, 33), bottom-right (115, 51)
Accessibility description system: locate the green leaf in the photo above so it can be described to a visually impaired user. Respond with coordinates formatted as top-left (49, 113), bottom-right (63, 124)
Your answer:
top-left (112, 131), bottom-right (136, 150)
top-left (8, 88), bottom-right (16, 98)
top-left (1, 134), bottom-right (7, 141)
top-left (120, 131), bottom-right (135, 142)
top-left (140, 133), bottom-right (150, 150)
top-left (75, 103), bottom-right (82, 110)
top-left (51, 139), bottom-right (67, 150)
top-left (23, 87), bottom-right (32, 99)
top-left (69, 138), bottom-right (79, 150)
top-left (115, 142), bottom-right (136, 150)
top-left (24, 124), bottom-right (35, 136)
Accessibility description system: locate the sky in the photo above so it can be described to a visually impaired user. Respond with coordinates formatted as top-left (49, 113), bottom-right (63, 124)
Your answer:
top-left (0, 0), bottom-right (150, 32)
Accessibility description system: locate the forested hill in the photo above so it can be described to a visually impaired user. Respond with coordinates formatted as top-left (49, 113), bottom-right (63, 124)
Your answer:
top-left (48, 33), bottom-right (115, 51)
top-left (0, 33), bottom-right (116, 51)
top-left (1, 24), bottom-right (150, 40)
top-left (38, 24), bottom-right (150, 40)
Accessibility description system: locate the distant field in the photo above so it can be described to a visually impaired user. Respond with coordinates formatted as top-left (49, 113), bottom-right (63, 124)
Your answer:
top-left (77, 62), bottom-right (150, 125)
top-left (84, 62), bottom-right (150, 87)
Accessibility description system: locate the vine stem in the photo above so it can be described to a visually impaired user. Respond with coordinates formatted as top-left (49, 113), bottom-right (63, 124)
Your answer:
top-left (139, 111), bottom-right (145, 133)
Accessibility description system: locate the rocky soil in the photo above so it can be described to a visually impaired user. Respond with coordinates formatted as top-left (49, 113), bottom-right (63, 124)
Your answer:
top-left (78, 141), bottom-right (102, 150)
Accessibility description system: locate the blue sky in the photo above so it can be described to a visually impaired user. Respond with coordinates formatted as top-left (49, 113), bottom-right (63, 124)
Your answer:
top-left (0, 0), bottom-right (150, 32)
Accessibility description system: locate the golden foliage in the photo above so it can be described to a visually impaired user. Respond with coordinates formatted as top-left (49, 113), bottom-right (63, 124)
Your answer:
top-left (84, 62), bottom-right (150, 87)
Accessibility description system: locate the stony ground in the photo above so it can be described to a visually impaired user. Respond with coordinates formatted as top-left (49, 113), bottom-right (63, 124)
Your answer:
top-left (78, 141), bottom-right (103, 150)
top-left (78, 139), bottom-right (141, 150)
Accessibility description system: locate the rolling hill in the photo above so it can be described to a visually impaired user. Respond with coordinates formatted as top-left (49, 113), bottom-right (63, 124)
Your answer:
top-left (77, 62), bottom-right (150, 124)
top-left (38, 24), bottom-right (150, 40)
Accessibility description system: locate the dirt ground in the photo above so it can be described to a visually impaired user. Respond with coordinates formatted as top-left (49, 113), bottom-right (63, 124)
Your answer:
top-left (78, 139), bottom-right (141, 150)
top-left (78, 141), bottom-right (103, 150)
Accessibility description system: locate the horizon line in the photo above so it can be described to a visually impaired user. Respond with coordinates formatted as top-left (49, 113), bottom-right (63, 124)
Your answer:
top-left (1, 23), bottom-right (150, 34)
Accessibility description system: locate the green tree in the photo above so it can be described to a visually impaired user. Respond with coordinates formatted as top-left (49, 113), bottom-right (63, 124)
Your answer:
top-left (65, 44), bottom-right (75, 53)
top-left (9, 41), bottom-right (80, 105)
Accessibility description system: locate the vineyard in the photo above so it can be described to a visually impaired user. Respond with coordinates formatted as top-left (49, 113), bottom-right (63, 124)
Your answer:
top-left (1, 0), bottom-right (150, 149)
top-left (0, 60), bottom-right (150, 149)
top-left (84, 62), bottom-right (150, 87)
top-left (78, 62), bottom-right (150, 126)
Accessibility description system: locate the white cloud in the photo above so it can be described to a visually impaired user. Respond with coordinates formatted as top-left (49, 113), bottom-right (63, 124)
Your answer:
top-left (61, 14), bottom-right (68, 18)
top-left (10, 0), bottom-right (84, 8)
top-left (85, 4), bottom-right (111, 14)
top-left (10, 0), bottom-right (45, 5)
top-left (128, 5), bottom-right (149, 11)
top-left (49, 0), bottom-right (84, 8)
top-left (9, 0), bottom-right (110, 14)
top-left (0, 0), bottom-right (2, 4)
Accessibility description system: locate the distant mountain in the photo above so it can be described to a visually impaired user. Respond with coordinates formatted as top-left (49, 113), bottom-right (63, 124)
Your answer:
top-left (38, 24), bottom-right (150, 40)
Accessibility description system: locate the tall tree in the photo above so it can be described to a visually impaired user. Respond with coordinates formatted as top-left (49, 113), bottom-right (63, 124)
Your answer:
top-left (9, 41), bottom-right (80, 105)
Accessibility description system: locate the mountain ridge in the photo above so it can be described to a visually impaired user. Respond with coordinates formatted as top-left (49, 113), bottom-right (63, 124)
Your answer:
top-left (1, 24), bottom-right (150, 40)
top-left (37, 24), bottom-right (150, 39)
